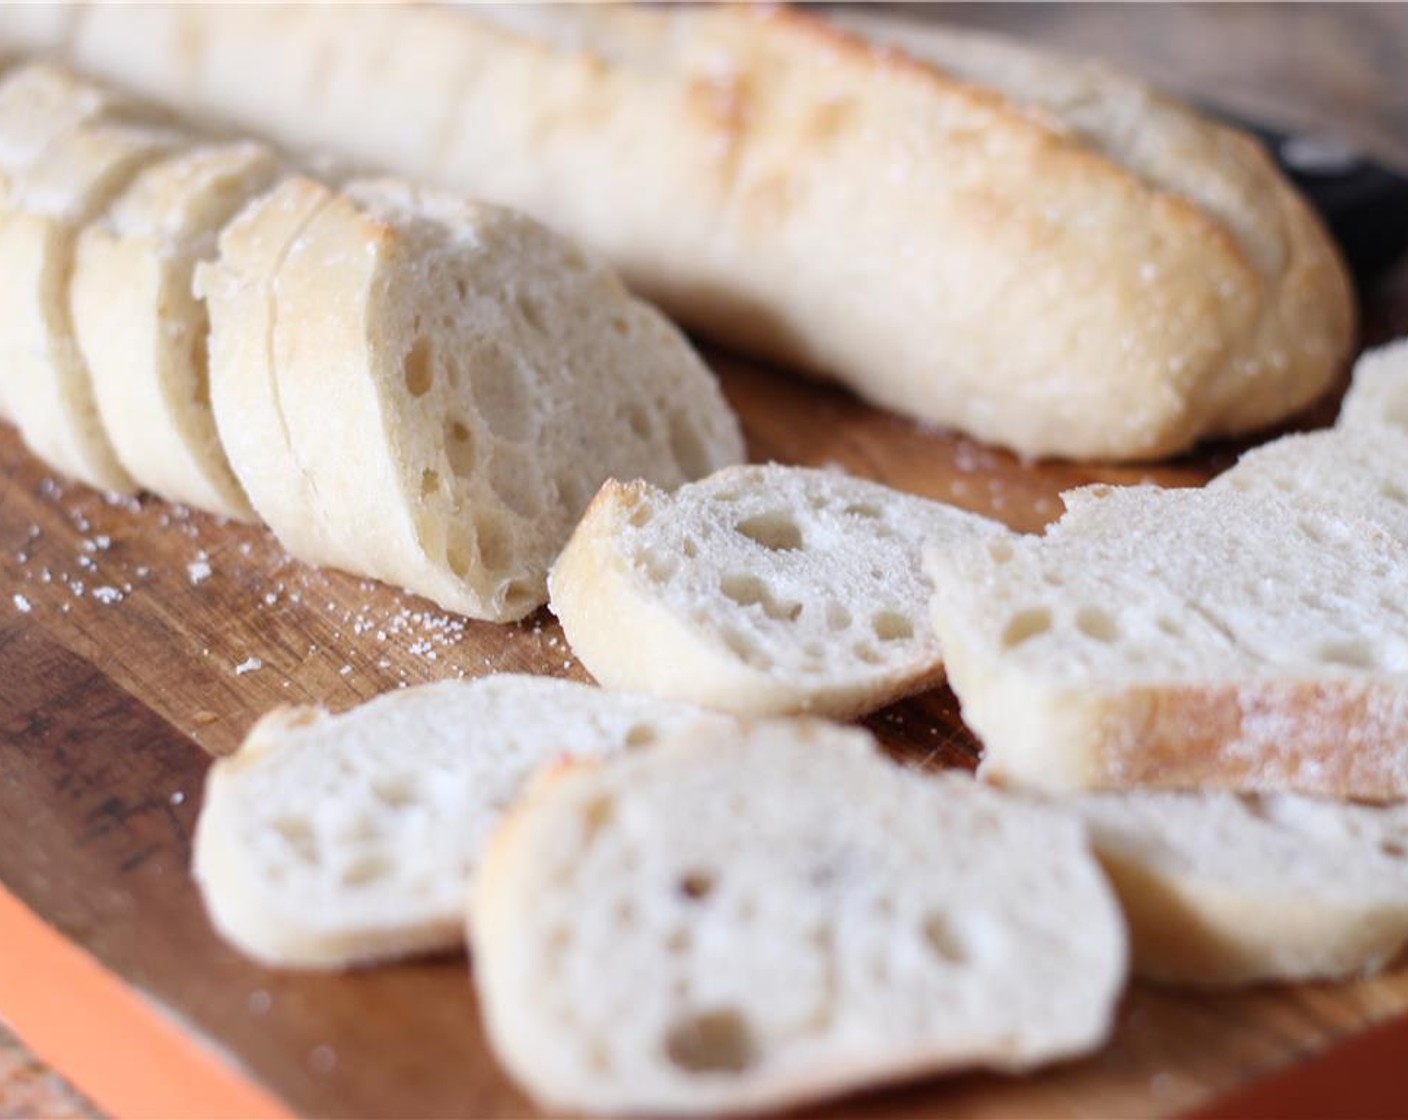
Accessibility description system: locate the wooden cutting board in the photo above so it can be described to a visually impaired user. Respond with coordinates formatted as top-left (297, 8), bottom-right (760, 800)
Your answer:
top-left (3, 297), bottom-right (1408, 1118)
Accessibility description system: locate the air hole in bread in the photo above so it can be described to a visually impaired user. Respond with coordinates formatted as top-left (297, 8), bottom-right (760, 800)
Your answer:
top-left (470, 349), bottom-right (532, 442)
top-left (845, 502), bottom-right (883, 519)
top-left (1156, 616), bottom-right (1182, 637)
top-left (1381, 840), bottom-right (1406, 859)
top-left (1383, 482), bottom-right (1408, 505)
top-left (735, 511), bottom-right (803, 552)
top-left (475, 514), bottom-right (512, 573)
top-left (516, 291), bottom-right (545, 333)
top-left (581, 795), bottom-right (615, 845)
top-left (644, 553), bottom-right (677, 583)
top-left (1298, 519), bottom-right (1325, 545)
top-left (826, 602), bottom-right (852, 631)
top-left (403, 338), bottom-right (433, 396)
top-left (1001, 607), bottom-right (1053, 650)
top-left (499, 579), bottom-right (537, 616)
top-left (420, 468), bottom-right (441, 498)
top-left (987, 539), bottom-right (1015, 564)
top-left (669, 415), bottom-right (714, 479)
top-left (338, 814), bottom-right (381, 843)
top-left (624, 403), bottom-right (653, 439)
top-left (627, 501), bottom-right (652, 528)
top-left (922, 913), bottom-right (967, 964)
top-left (371, 773), bottom-right (420, 809)
top-left (341, 853), bottom-right (393, 888)
top-left (445, 419), bottom-right (475, 476)
top-left (446, 538), bottom-right (476, 580)
top-left (586, 1040), bottom-right (613, 1074)
top-left (1074, 607), bottom-right (1119, 643)
top-left (682, 537), bottom-right (699, 559)
top-left (678, 869), bottom-right (715, 901)
top-left (454, 277), bottom-right (468, 301)
top-left (718, 573), bottom-right (802, 622)
top-left (610, 315), bottom-right (630, 337)
top-left (624, 723), bottom-right (657, 750)
top-left (721, 626), bottom-right (767, 668)
top-left (664, 1009), bottom-right (758, 1074)
top-left (1300, 591), bottom-right (1325, 610)
top-left (1316, 639), bottom-right (1376, 669)
top-left (666, 928), bottom-right (692, 954)
top-left (872, 610), bottom-right (913, 642)
top-left (853, 642), bottom-right (882, 665)
top-left (272, 817), bottom-right (318, 863)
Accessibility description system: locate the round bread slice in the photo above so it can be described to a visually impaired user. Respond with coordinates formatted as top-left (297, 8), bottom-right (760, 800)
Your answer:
top-left (549, 464), bottom-right (1005, 718)
top-left (195, 175), bottom-right (338, 548)
top-left (0, 62), bottom-right (148, 425)
top-left (0, 120), bottom-right (185, 491)
top-left (471, 720), bottom-right (1127, 1117)
top-left (266, 176), bottom-right (743, 621)
top-left (73, 140), bottom-right (281, 519)
top-left (1071, 790), bottom-right (1408, 985)
top-left (193, 675), bottom-right (728, 970)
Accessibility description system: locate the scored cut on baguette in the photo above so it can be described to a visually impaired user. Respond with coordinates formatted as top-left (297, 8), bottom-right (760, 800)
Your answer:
top-left (1070, 789), bottom-right (1408, 985)
top-left (471, 719), bottom-right (1127, 1117)
top-left (0, 119), bottom-right (186, 491)
top-left (193, 675), bottom-right (729, 970)
top-left (245, 175), bottom-right (741, 622)
top-left (549, 464), bottom-right (1005, 718)
top-left (925, 483), bottom-right (1408, 800)
top-left (6, 3), bottom-right (1354, 461)
top-left (73, 140), bottom-right (280, 519)
top-left (1337, 338), bottom-right (1408, 433)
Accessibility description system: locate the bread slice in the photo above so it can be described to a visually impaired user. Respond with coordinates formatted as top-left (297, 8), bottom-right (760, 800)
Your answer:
top-left (195, 175), bottom-right (338, 550)
top-left (471, 719), bottom-right (1126, 1117)
top-left (193, 675), bottom-right (728, 970)
top-left (259, 176), bottom-right (743, 622)
top-left (925, 483), bottom-right (1408, 800)
top-left (549, 464), bottom-right (1005, 718)
top-left (1070, 790), bottom-right (1408, 985)
top-left (0, 121), bottom-right (185, 491)
top-left (10, 3), bottom-right (1353, 460)
top-left (0, 62), bottom-right (141, 422)
top-left (1337, 338), bottom-right (1408, 433)
top-left (72, 141), bottom-right (280, 519)
top-left (1214, 424), bottom-right (1408, 544)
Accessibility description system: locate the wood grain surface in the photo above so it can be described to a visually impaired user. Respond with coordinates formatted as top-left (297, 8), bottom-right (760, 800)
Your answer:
top-left (2, 3), bottom-right (1408, 1118)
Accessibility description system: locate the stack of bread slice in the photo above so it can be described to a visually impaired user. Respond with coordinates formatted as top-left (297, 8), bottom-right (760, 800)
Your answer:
top-left (0, 60), bottom-right (744, 620)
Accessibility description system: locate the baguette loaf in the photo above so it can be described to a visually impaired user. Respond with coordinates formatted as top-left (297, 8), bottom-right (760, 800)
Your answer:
top-left (199, 175), bottom-right (742, 622)
top-left (194, 675), bottom-right (727, 970)
top-left (471, 720), bottom-right (1126, 1116)
top-left (1072, 790), bottom-right (1408, 985)
top-left (73, 141), bottom-right (280, 519)
top-left (2, 4), bottom-right (1354, 460)
top-left (0, 119), bottom-right (184, 491)
top-left (549, 465), bottom-right (1004, 718)
top-left (925, 484), bottom-right (1408, 800)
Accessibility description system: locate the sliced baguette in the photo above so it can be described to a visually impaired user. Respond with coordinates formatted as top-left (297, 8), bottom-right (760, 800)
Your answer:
top-left (0, 121), bottom-right (185, 491)
top-left (193, 675), bottom-right (727, 970)
top-left (549, 464), bottom-right (1004, 718)
top-left (257, 176), bottom-right (742, 621)
top-left (1071, 790), bottom-right (1408, 985)
top-left (72, 141), bottom-right (280, 519)
top-left (8, 4), bottom-right (1353, 460)
top-left (1337, 338), bottom-right (1408, 433)
top-left (925, 484), bottom-right (1408, 800)
top-left (471, 719), bottom-right (1126, 1117)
